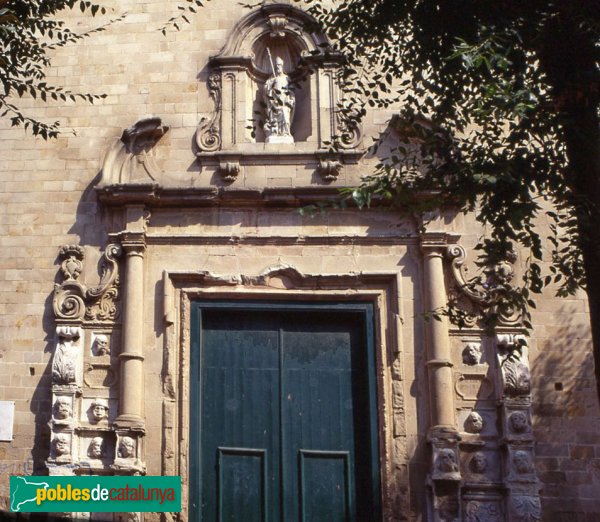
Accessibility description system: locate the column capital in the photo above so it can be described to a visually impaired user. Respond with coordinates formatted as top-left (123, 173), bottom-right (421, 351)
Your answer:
top-left (120, 232), bottom-right (146, 256)
top-left (420, 232), bottom-right (459, 255)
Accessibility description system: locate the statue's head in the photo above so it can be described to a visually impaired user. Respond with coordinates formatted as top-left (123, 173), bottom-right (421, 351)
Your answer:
top-left (88, 436), bottom-right (104, 458)
top-left (119, 436), bottom-right (136, 458)
top-left (436, 448), bottom-right (458, 472)
top-left (275, 56), bottom-right (284, 74)
top-left (90, 399), bottom-right (109, 422)
top-left (470, 452), bottom-right (487, 473)
top-left (53, 434), bottom-right (70, 456)
top-left (94, 334), bottom-right (109, 356)
top-left (54, 397), bottom-right (72, 419)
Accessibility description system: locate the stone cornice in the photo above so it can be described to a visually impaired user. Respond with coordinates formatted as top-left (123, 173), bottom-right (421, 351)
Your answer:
top-left (96, 185), bottom-right (351, 208)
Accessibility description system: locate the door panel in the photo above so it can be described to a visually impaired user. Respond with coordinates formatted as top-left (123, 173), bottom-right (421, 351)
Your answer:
top-left (191, 303), bottom-right (380, 522)
top-left (199, 311), bottom-right (280, 522)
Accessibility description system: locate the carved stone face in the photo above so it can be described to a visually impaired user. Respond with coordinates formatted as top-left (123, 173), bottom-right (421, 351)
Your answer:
top-left (90, 401), bottom-right (108, 422)
top-left (513, 450), bottom-right (533, 474)
top-left (466, 411), bottom-right (484, 433)
top-left (436, 448), bottom-right (458, 473)
top-left (88, 437), bottom-right (104, 459)
top-left (94, 335), bottom-right (109, 356)
top-left (509, 411), bottom-right (529, 433)
top-left (119, 436), bottom-right (135, 458)
top-left (470, 452), bottom-right (488, 473)
top-left (53, 435), bottom-right (70, 456)
top-left (53, 398), bottom-right (72, 420)
top-left (275, 56), bottom-right (284, 75)
top-left (462, 343), bottom-right (482, 365)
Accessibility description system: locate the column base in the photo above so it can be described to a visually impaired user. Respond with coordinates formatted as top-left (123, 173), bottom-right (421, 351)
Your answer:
top-left (114, 414), bottom-right (146, 432)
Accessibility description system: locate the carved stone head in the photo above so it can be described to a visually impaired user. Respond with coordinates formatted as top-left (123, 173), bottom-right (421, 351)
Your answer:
top-left (93, 335), bottom-right (110, 356)
top-left (53, 397), bottom-right (72, 420)
top-left (88, 436), bottom-right (104, 459)
top-left (466, 411), bottom-right (484, 433)
top-left (53, 434), bottom-right (70, 457)
top-left (509, 411), bottom-right (530, 433)
top-left (470, 452), bottom-right (488, 474)
top-left (462, 343), bottom-right (482, 365)
top-left (436, 448), bottom-right (459, 473)
top-left (513, 450), bottom-right (533, 474)
top-left (118, 436), bottom-right (136, 459)
top-left (90, 399), bottom-right (109, 422)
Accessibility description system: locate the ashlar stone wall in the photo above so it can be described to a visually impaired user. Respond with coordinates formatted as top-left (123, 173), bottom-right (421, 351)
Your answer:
top-left (0, 1), bottom-right (599, 520)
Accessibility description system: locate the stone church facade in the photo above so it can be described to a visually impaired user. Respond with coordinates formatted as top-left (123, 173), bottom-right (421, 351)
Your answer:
top-left (0, 1), bottom-right (599, 520)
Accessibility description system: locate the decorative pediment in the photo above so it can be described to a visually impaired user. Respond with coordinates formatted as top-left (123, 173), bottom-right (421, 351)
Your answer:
top-left (196, 4), bottom-right (362, 182)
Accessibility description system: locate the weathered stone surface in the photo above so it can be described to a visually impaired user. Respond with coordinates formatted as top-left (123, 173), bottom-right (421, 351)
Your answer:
top-left (0, 1), bottom-right (598, 520)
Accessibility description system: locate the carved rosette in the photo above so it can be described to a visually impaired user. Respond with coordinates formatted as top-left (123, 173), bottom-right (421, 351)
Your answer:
top-left (196, 72), bottom-right (222, 152)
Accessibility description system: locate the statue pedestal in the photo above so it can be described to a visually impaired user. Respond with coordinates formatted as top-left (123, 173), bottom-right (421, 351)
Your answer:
top-left (266, 135), bottom-right (294, 144)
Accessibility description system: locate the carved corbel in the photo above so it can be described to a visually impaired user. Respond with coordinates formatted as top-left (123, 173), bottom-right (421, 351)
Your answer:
top-left (195, 72), bottom-right (222, 152)
top-left (99, 117), bottom-right (168, 186)
top-left (217, 160), bottom-right (240, 183)
top-left (53, 244), bottom-right (123, 323)
top-left (318, 159), bottom-right (342, 182)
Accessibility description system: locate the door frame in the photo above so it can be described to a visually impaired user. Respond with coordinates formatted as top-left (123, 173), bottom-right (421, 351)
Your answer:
top-left (189, 300), bottom-right (382, 521)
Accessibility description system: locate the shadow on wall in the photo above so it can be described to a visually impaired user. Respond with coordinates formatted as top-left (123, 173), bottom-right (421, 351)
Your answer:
top-left (530, 302), bottom-right (600, 514)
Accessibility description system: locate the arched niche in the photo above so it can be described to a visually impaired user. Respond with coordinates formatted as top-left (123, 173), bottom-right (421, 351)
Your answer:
top-left (195, 4), bottom-right (362, 178)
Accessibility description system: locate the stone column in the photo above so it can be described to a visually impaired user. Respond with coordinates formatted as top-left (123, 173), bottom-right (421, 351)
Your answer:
top-left (421, 232), bottom-right (461, 522)
top-left (115, 207), bottom-right (147, 431)
top-left (421, 241), bottom-right (455, 429)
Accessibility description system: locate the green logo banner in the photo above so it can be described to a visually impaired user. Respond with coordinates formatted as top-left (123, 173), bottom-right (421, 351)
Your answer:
top-left (10, 476), bottom-right (181, 513)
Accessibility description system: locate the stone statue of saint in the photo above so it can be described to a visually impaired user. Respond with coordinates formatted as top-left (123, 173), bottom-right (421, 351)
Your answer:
top-left (264, 53), bottom-right (295, 144)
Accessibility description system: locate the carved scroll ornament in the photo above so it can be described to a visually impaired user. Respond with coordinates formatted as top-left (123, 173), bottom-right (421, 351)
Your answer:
top-left (99, 117), bottom-right (168, 186)
top-left (447, 244), bottom-right (520, 326)
top-left (53, 244), bottom-right (122, 323)
top-left (195, 72), bottom-right (222, 152)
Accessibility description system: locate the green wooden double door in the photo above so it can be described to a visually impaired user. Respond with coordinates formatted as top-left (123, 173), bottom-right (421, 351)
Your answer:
top-left (190, 302), bottom-right (381, 522)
